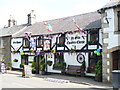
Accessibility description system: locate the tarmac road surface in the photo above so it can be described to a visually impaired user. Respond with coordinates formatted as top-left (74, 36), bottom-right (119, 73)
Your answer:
top-left (1, 73), bottom-right (112, 89)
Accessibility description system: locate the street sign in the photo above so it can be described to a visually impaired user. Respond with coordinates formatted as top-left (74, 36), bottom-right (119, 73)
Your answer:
top-left (24, 65), bottom-right (32, 78)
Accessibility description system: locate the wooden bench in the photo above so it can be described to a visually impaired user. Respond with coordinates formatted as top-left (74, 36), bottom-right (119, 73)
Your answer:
top-left (64, 65), bottom-right (81, 76)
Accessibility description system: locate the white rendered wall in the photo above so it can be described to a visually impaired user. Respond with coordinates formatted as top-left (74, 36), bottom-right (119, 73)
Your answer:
top-left (103, 8), bottom-right (120, 49)
top-left (11, 38), bottom-right (23, 69)
top-left (11, 53), bottom-right (21, 68)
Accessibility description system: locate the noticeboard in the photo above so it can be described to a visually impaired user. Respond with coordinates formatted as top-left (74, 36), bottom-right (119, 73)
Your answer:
top-left (24, 65), bottom-right (32, 78)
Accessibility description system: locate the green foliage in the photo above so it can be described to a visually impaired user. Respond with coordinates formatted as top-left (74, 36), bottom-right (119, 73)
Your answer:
top-left (13, 59), bottom-right (18, 62)
top-left (37, 45), bottom-right (43, 47)
top-left (40, 58), bottom-right (45, 71)
top-left (29, 50), bottom-right (34, 53)
top-left (53, 61), bottom-right (66, 70)
top-left (31, 61), bottom-right (37, 70)
top-left (80, 61), bottom-right (86, 71)
top-left (47, 60), bottom-right (53, 66)
top-left (69, 49), bottom-right (76, 53)
top-left (86, 65), bottom-right (96, 73)
top-left (95, 60), bottom-right (102, 76)
top-left (51, 50), bottom-right (56, 54)
top-left (7, 61), bottom-right (12, 67)
top-left (12, 50), bottom-right (18, 54)
top-left (23, 45), bottom-right (29, 47)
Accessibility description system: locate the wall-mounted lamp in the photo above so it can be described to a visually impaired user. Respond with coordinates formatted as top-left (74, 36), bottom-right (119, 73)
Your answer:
top-left (103, 17), bottom-right (111, 24)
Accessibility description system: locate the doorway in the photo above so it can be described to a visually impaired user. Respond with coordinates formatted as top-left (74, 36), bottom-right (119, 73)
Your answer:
top-left (36, 55), bottom-right (45, 74)
top-left (112, 50), bottom-right (120, 70)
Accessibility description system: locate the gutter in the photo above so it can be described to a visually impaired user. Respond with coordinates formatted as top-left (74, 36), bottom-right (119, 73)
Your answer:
top-left (97, 4), bottom-right (120, 14)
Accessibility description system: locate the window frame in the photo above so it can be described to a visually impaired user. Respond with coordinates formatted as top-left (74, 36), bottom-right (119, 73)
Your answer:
top-left (59, 34), bottom-right (65, 44)
top-left (117, 11), bottom-right (120, 31)
top-left (24, 38), bottom-right (30, 47)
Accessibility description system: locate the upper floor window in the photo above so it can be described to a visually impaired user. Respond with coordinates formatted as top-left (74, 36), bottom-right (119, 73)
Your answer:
top-left (117, 11), bottom-right (120, 31)
top-left (23, 38), bottom-right (30, 47)
top-left (59, 34), bottom-right (65, 44)
top-left (88, 30), bottom-right (98, 45)
top-left (37, 39), bottom-right (43, 47)
top-left (0, 39), bottom-right (4, 48)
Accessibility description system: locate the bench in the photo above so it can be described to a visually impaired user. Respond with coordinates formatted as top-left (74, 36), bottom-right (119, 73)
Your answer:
top-left (64, 65), bottom-right (81, 76)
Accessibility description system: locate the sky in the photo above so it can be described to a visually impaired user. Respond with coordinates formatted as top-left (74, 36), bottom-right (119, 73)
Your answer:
top-left (0, 0), bottom-right (110, 28)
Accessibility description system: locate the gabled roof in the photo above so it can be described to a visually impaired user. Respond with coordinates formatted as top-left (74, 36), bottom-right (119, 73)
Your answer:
top-left (98, 0), bottom-right (120, 13)
top-left (13, 11), bottom-right (101, 37)
top-left (103, 0), bottom-right (120, 9)
top-left (0, 24), bottom-right (27, 37)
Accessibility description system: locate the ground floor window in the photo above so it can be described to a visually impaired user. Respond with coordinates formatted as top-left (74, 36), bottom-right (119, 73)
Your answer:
top-left (21, 55), bottom-right (28, 65)
top-left (87, 52), bottom-right (102, 73)
top-left (53, 53), bottom-right (66, 70)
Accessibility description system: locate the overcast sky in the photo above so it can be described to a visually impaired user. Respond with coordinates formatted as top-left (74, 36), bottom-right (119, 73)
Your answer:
top-left (0, 0), bottom-right (110, 28)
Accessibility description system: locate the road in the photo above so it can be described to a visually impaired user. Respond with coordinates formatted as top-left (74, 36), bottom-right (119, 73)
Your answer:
top-left (1, 73), bottom-right (112, 89)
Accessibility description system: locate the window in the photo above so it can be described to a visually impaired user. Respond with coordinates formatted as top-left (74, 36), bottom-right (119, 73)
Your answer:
top-left (87, 52), bottom-right (102, 73)
top-left (44, 40), bottom-right (50, 50)
top-left (88, 53), bottom-right (97, 66)
top-left (38, 39), bottom-right (43, 46)
top-left (53, 53), bottom-right (65, 70)
top-left (59, 34), bottom-right (65, 44)
top-left (24, 38), bottom-right (30, 47)
top-left (21, 56), bottom-right (28, 65)
top-left (0, 39), bottom-right (4, 48)
top-left (90, 31), bottom-right (98, 41)
top-left (117, 11), bottom-right (120, 31)
top-left (88, 31), bottom-right (98, 45)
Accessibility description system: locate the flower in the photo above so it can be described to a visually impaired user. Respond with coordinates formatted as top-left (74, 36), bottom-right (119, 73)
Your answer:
top-left (87, 65), bottom-right (96, 73)
top-left (53, 61), bottom-right (66, 70)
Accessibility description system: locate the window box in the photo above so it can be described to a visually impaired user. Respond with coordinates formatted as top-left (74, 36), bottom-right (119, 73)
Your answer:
top-left (37, 45), bottom-right (43, 48)
top-left (23, 45), bottom-right (29, 48)
top-left (12, 50), bottom-right (18, 54)
top-left (53, 62), bottom-right (66, 70)
top-left (88, 40), bottom-right (98, 45)
top-left (57, 43), bottom-right (64, 47)
top-left (69, 49), bottom-right (76, 53)
top-left (28, 50), bottom-right (35, 53)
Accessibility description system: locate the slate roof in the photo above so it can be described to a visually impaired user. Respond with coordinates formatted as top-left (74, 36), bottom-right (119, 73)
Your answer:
top-left (98, 0), bottom-right (120, 13)
top-left (0, 24), bottom-right (27, 37)
top-left (13, 11), bottom-right (101, 37)
top-left (103, 0), bottom-right (120, 9)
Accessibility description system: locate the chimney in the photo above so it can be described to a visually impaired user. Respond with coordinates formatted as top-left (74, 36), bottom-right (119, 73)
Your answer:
top-left (27, 10), bottom-right (36, 25)
top-left (8, 15), bottom-right (17, 27)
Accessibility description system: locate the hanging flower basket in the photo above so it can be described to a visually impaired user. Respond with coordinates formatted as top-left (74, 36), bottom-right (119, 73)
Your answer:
top-left (12, 50), bottom-right (18, 54)
top-left (47, 60), bottom-right (53, 66)
top-left (51, 50), bottom-right (56, 54)
top-left (13, 59), bottom-right (18, 62)
top-left (69, 49), bottom-right (76, 53)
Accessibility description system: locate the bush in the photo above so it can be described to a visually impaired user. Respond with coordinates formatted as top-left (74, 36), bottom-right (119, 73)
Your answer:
top-left (95, 60), bottom-right (102, 76)
top-left (31, 61), bottom-right (37, 70)
top-left (40, 58), bottom-right (45, 71)
top-left (80, 61), bottom-right (86, 72)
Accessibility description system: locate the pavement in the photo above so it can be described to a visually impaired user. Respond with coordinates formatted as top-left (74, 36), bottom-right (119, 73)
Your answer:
top-left (6, 70), bottom-right (112, 88)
